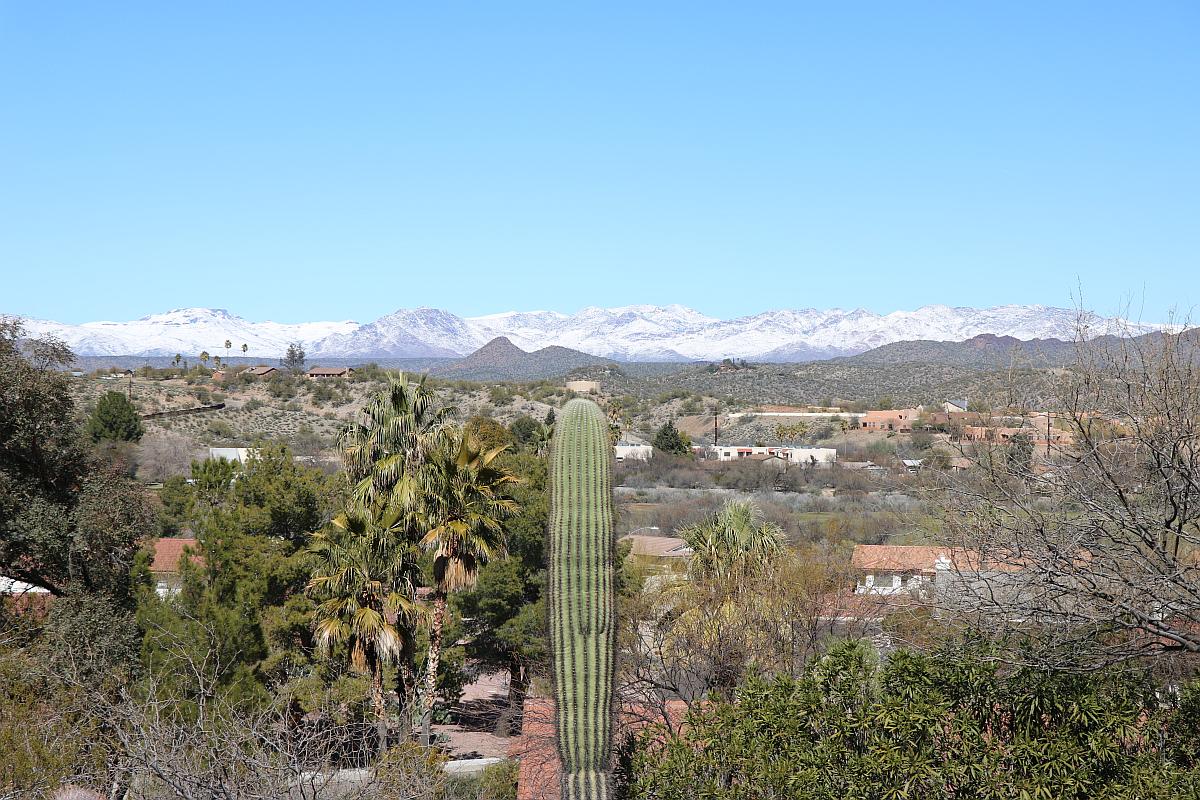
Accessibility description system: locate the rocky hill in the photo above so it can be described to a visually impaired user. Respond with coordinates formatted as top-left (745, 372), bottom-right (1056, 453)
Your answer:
top-left (432, 337), bottom-right (614, 381)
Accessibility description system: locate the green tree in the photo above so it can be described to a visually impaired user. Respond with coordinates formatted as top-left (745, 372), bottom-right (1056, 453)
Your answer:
top-left (190, 456), bottom-right (239, 508)
top-left (508, 414), bottom-right (541, 447)
top-left (456, 450), bottom-right (549, 731)
top-left (625, 640), bottom-right (1200, 800)
top-left (335, 374), bottom-right (447, 719)
top-left (308, 506), bottom-right (422, 754)
top-left (338, 374), bottom-right (448, 507)
top-left (86, 390), bottom-right (144, 442)
top-left (282, 341), bottom-right (306, 374)
top-left (241, 342), bottom-right (248, 358)
top-left (417, 430), bottom-right (518, 744)
top-left (773, 421), bottom-right (808, 445)
top-left (678, 500), bottom-right (784, 584)
top-left (1006, 431), bottom-right (1034, 473)
top-left (199, 350), bottom-right (210, 368)
top-left (465, 415), bottom-right (513, 452)
top-left (652, 420), bottom-right (692, 456)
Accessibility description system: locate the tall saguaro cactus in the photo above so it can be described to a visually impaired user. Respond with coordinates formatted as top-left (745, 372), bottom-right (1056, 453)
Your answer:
top-left (549, 398), bottom-right (617, 800)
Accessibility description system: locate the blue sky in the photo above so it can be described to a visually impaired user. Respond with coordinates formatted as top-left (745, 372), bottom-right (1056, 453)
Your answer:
top-left (2, 2), bottom-right (1196, 324)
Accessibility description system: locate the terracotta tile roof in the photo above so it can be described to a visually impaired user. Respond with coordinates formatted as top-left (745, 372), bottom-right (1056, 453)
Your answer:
top-left (852, 544), bottom-right (1024, 574)
top-left (620, 535), bottom-right (692, 559)
top-left (151, 537), bottom-right (202, 573)
top-left (511, 699), bottom-right (688, 800)
top-left (852, 545), bottom-right (953, 574)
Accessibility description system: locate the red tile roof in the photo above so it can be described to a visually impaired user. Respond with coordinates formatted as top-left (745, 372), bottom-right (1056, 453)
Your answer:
top-left (851, 544), bottom-right (1024, 574)
top-left (851, 545), bottom-right (954, 574)
top-left (151, 537), bottom-right (202, 573)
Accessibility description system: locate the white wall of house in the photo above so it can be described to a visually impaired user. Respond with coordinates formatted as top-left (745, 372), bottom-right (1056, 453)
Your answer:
top-left (710, 445), bottom-right (836, 465)
top-left (615, 444), bottom-right (654, 461)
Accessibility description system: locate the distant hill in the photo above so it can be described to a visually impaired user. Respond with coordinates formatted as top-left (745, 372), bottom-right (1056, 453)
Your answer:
top-left (432, 337), bottom-right (615, 381)
top-left (837, 334), bottom-right (1082, 368)
top-left (840, 330), bottom-right (1199, 369)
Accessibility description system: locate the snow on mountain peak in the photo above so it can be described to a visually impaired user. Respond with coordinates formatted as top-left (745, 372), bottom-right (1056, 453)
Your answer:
top-left (9, 304), bottom-right (1165, 361)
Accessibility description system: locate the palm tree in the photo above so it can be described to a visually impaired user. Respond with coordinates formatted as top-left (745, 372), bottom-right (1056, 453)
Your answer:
top-left (338, 374), bottom-right (448, 508)
top-left (199, 351), bottom-right (210, 368)
top-left (241, 342), bottom-right (248, 358)
top-left (224, 339), bottom-right (232, 362)
top-left (679, 500), bottom-right (784, 584)
top-left (308, 507), bottom-right (423, 755)
top-left (335, 374), bottom-right (448, 730)
top-left (417, 430), bottom-right (518, 744)
top-left (172, 353), bottom-right (182, 369)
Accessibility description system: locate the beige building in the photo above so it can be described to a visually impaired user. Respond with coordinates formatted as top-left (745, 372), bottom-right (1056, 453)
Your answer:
top-left (565, 379), bottom-right (600, 394)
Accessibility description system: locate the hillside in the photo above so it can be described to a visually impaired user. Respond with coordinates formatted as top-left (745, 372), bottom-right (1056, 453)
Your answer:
top-left (839, 334), bottom-right (1081, 368)
top-left (567, 359), bottom-right (1061, 410)
top-left (432, 337), bottom-right (615, 381)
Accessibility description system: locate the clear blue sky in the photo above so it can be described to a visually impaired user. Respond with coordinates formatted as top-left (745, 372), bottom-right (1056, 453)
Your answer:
top-left (2, 2), bottom-right (1196, 324)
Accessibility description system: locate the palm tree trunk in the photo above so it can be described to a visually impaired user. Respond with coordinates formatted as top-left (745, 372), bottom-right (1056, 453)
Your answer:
top-left (395, 638), bottom-right (416, 741)
top-left (422, 593), bottom-right (448, 746)
top-left (370, 652), bottom-right (388, 759)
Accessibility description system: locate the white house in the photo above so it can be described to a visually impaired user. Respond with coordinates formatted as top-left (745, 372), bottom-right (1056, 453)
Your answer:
top-left (709, 445), bottom-right (836, 466)
top-left (614, 443), bottom-right (654, 462)
top-left (208, 447), bottom-right (255, 464)
top-left (851, 545), bottom-right (955, 596)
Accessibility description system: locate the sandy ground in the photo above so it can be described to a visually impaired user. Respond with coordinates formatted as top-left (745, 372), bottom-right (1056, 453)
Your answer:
top-left (433, 671), bottom-right (514, 759)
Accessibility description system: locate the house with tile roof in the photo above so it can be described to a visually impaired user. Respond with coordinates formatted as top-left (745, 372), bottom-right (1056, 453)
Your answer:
top-left (150, 537), bottom-right (203, 596)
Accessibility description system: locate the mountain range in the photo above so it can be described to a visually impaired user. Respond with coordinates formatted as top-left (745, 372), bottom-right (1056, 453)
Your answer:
top-left (12, 304), bottom-right (1161, 363)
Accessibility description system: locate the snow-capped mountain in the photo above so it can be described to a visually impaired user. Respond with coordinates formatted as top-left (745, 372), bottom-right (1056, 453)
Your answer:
top-left (18, 308), bottom-right (358, 358)
top-left (9, 304), bottom-right (1162, 362)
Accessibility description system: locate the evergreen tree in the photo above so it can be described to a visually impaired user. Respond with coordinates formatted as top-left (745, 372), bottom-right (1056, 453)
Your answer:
top-left (282, 341), bottom-right (306, 374)
top-left (86, 390), bottom-right (144, 443)
top-left (456, 450), bottom-right (548, 732)
top-left (652, 420), bottom-right (691, 456)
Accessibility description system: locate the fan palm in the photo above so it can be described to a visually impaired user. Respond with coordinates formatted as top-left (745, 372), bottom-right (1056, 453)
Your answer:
top-left (417, 430), bottom-right (518, 743)
top-left (332, 374), bottom-right (447, 734)
top-left (337, 374), bottom-right (448, 508)
top-left (307, 506), bottom-right (423, 754)
top-left (679, 499), bottom-right (785, 584)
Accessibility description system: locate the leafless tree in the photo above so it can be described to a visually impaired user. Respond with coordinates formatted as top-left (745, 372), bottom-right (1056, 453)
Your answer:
top-left (135, 431), bottom-right (201, 483)
top-left (927, 322), bottom-right (1200, 669)
top-left (617, 552), bottom-right (884, 730)
top-left (2, 619), bottom-right (499, 800)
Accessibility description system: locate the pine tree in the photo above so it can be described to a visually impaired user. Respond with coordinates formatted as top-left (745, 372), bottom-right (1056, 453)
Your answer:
top-left (282, 342), bottom-right (306, 373)
top-left (86, 391), bottom-right (144, 443)
top-left (652, 420), bottom-right (691, 456)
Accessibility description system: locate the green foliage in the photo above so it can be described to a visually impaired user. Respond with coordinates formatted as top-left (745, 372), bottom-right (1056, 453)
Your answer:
top-left (465, 415), bottom-right (514, 452)
top-left (678, 499), bottom-right (785, 583)
top-left (625, 640), bottom-right (1200, 800)
top-left (282, 341), bottom-right (306, 373)
top-left (509, 414), bottom-right (542, 446)
top-left (0, 646), bottom-right (109, 796)
top-left (456, 450), bottom-right (549, 732)
top-left (652, 420), bottom-right (692, 456)
top-left (549, 398), bottom-right (617, 799)
top-left (86, 390), bottom-right (145, 442)
top-left (191, 456), bottom-right (239, 507)
top-left (140, 442), bottom-right (330, 708)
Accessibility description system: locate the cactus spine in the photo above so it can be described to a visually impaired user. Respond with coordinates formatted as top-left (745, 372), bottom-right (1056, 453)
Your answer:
top-left (549, 398), bottom-right (616, 800)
